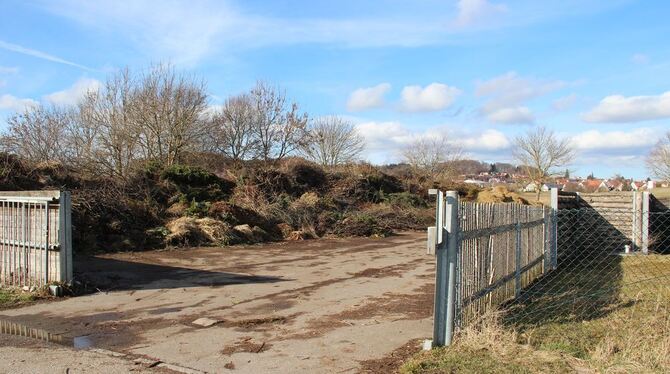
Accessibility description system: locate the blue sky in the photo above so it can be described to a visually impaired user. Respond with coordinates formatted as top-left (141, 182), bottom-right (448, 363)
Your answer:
top-left (1, 0), bottom-right (670, 179)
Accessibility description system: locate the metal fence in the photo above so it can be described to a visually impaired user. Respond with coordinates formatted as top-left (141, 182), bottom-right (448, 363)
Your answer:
top-left (427, 188), bottom-right (670, 347)
top-left (0, 191), bottom-right (73, 288)
top-left (506, 201), bottom-right (670, 328)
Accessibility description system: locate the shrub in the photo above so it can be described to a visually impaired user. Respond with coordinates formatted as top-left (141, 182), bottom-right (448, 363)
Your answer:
top-left (161, 164), bottom-right (235, 202)
top-left (281, 158), bottom-right (327, 193)
top-left (334, 212), bottom-right (393, 237)
top-left (383, 192), bottom-right (427, 208)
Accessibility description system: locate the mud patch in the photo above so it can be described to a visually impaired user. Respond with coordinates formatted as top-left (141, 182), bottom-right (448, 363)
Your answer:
top-left (332, 283), bottom-right (434, 321)
top-left (221, 337), bottom-right (272, 355)
top-left (359, 338), bottom-right (423, 374)
top-left (349, 259), bottom-right (425, 279)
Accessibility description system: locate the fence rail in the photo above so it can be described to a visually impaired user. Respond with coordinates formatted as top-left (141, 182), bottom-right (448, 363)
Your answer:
top-left (0, 191), bottom-right (72, 288)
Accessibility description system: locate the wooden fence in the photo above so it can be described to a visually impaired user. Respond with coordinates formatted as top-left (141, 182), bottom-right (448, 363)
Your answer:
top-left (457, 201), bottom-right (553, 327)
top-left (0, 191), bottom-right (72, 287)
top-left (427, 190), bottom-right (555, 346)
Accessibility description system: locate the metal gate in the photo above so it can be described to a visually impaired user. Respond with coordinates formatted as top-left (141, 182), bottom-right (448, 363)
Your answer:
top-left (0, 191), bottom-right (72, 287)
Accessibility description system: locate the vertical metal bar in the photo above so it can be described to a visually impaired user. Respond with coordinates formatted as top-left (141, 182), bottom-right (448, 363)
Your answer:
top-left (44, 202), bottom-right (49, 285)
top-left (432, 191), bottom-right (448, 347)
top-left (0, 201), bottom-right (4, 286)
top-left (642, 191), bottom-right (650, 254)
top-left (59, 192), bottom-right (73, 283)
top-left (444, 191), bottom-right (459, 346)
top-left (550, 188), bottom-right (558, 269)
top-left (515, 222), bottom-right (522, 298)
top-left (543, 208), bottom-right (549, 273)
top-left (632, 190), bottom-right (638, 250)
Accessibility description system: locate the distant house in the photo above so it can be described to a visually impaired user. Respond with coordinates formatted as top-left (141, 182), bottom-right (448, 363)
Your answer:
top-left (606, 179), bottom-right (626, 192)
top-left (542, 183), bottom-right (562, 192)
top-left (631, 181), bottom-right (647, 191)
top-left (524, 182), bottom-right (562, 192)
top-left (580, 179), bottom-right (608, 193)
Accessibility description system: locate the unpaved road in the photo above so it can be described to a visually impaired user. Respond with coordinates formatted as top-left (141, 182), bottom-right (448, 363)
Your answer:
top-left (0, 232), bottom-right (434, 374)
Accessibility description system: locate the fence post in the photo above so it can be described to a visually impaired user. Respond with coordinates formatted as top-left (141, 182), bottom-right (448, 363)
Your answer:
top-left (515, 222), bottom-right (522, 298)
top-left (43, 202), bottom-right (49, 285)
top-left (431, 190), bottom-right (448, 347)
top-left (444, 191), bottom-right (459, 346)
top-left (642, 191), bottom-right (650, 255)
top-left (543, 208), bottom-right (550, 274)
top-left (550, 188), bottom-right (558, 270)
top-left (58, 191), bottom-right (73, 283)
top-left (632, 191), bottom-right (639, 250)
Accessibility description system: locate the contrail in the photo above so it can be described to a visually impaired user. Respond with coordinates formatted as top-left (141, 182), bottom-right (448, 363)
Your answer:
top-left (0, 39), bottom-right (94, 71)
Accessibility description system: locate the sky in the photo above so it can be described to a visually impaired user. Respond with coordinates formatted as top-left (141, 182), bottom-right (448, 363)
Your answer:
top-left (1, 0), bottom-right (670, 179)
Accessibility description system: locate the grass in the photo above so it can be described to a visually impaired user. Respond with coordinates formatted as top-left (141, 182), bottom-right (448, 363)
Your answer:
top-left (402, 255), bottom-right (670, 373)
top-left (0, 289), bottom-right (39, 309)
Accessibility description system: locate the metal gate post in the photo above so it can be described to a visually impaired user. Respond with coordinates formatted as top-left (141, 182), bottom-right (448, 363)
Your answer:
top-left (444, 191), bottom-right (459, 346)
top-left (550, 188), bottom-right (558, 270)
top-left (429, 190), bottom-right (447, 347)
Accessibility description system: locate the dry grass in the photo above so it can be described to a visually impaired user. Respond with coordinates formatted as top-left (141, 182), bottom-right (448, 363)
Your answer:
top-left (402, 256), bottom-right (670, 373)
top-left (401, 313), bottom-right (576, 373)
top-left (0, 289), bottom-right (40, 310)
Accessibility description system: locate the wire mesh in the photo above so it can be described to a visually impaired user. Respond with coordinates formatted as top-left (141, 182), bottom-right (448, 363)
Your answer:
top-left (505, 207), bottom-right (670, 329)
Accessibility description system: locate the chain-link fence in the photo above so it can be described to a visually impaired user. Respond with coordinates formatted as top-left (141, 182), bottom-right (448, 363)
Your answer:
top-left (505, 207), bottom-right (670, 329)
top-left (428, 189), bottom-right (670, 347)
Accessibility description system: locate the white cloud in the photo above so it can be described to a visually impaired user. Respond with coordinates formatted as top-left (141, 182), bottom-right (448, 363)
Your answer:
top-left (453, 0), bottom-right (507, 28)
top-left (355, 120), bottom-right (510, 163)
top-left (346, 83), bottom-right (391, 112)
top-left (459, 129), bottom-right (511, 151)
top-left (476, 71), bottom-right (565, 124)
top-left (0, 94), bottom-right (38, 112)
top-left (0, 40), bottom-right (92, 71)
top-left (485, 106), bottom-right (534, 124)
top-left (40, 1), bottom-right (620, 65)
top-left (400, 83), bottom-right (461, 112)
top-left (631, 53), bottom-right (649, 64)
top-left (582, 92), bottom-right (670, 123)
top-left (44, 77), bottom-right (101, 106)
top-left (552, 93), bottom-right (577, 111)
top-left (571, 128), bottom-right (657, 150)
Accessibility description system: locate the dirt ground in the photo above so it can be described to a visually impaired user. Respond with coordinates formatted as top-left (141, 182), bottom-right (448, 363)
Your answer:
top-left (0, 232), bottom-right (434, 374)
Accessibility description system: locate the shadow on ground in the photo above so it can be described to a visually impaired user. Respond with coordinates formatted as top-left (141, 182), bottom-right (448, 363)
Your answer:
top-left (74, 256), bottom-right (287, 291)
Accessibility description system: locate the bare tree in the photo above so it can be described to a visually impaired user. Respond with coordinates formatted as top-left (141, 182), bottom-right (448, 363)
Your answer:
top-left (401, 135), bottom-right (463, 179)
top-left (130, 64), bottom-right (208, 166)
top-left (647, 131), bottom-right (670, 182)
top-left (0, 104), bottom-right (73, 164)
top-left (301, 116), bottom-right (365, 167)
top-left (250, 81), bottom-right (308, 162)
top-left (513, 126), bottom-right (575, 201)
top-left (206, 94), bottom-right (257, 161)
top-left (78, 68), bottom-right (140, 178)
